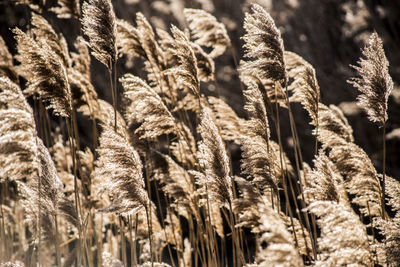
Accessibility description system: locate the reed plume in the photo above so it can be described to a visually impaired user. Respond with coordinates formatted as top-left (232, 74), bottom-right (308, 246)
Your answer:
top-left (285, 51), bottom-right (320, 126)
top-left (192, 104), bottom-right (233, 205)
top-left (184, 8), bottom-right (231, 58)
top-left (71, 36), bottom-right (91, 80)
top-left (309, 201), bottom-right (372, 266)
top-left (165, 26), bottom-right (200, 96)
top-left (120, 74), bottom-right (176, 140)
top-left (116, 19), bottom-right (146, 59)
top-left (304, 152), bottom-right (372, 266)
top-left (152, 152), bottom-right (197, 220)
top-left (348, 31), bottom-right (393, 219)
top-left (348, 32), bottom-right (393, 126)
top-left (234, 178), bottom-right (303, 266)
top-left (0, 77), bottom-right (37, 182)
top-left (317, 103), bottom-right (354, 142)
top-left (31, 13), bottom-right (71, 68)
top-left (81, 0), bottom-right (117, 69)
top-left (240, 3), bottom-right (286, 106)
top-left (208, 96), bottom-right (245, 144)
top-left (135, 13), bottom-right (165, 77)
top-left (85, 99), bottom-right (127, 137)
top-left (19, 138), bottom-right (64, 241)
top-left (318, 128), bottom-right (383, 217)
top-left (102, 251), bottom-right (124, 267)
top-left (14, 28), bottom-right (72, 117)
top-left (95, 128), bottom-right (149, 215)
top-left (68, 67), bottom-right (100, 116)
top-left (158, 28), bottom-right (215, 83)
top-left (240, 80), bottom-right (281, 192)
top-left (384, 176), bottom-right (400, 217)
top-left (117, 15), bottom-right (166, 93)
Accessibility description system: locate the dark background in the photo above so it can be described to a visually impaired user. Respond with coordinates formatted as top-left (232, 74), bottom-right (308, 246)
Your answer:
top-left (1, 0), bottom-right (400, 177)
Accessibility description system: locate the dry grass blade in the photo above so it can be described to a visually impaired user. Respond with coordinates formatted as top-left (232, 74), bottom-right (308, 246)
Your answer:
top-left (14, 28), bottom-right (72, 117)
top-left (95, 128), bottom-right (149, 215)
top-left (184, 8), bottom-right (231, 58)
top-left (82, 0), bottom-right (117, 68)
top-left (348, 32), bottom-right (393, 125)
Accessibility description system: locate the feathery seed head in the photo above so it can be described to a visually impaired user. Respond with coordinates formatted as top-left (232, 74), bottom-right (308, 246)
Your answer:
top-left (348, 32), bottom-right (393, 125)
top-left (82, 0), bottom-right (117, 69)
top-left (184, 8), bottom-right (231, 58)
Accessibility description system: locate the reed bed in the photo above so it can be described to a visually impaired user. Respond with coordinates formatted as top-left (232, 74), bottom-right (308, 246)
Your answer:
top-left (0, 1), bottom-right (399, 266)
